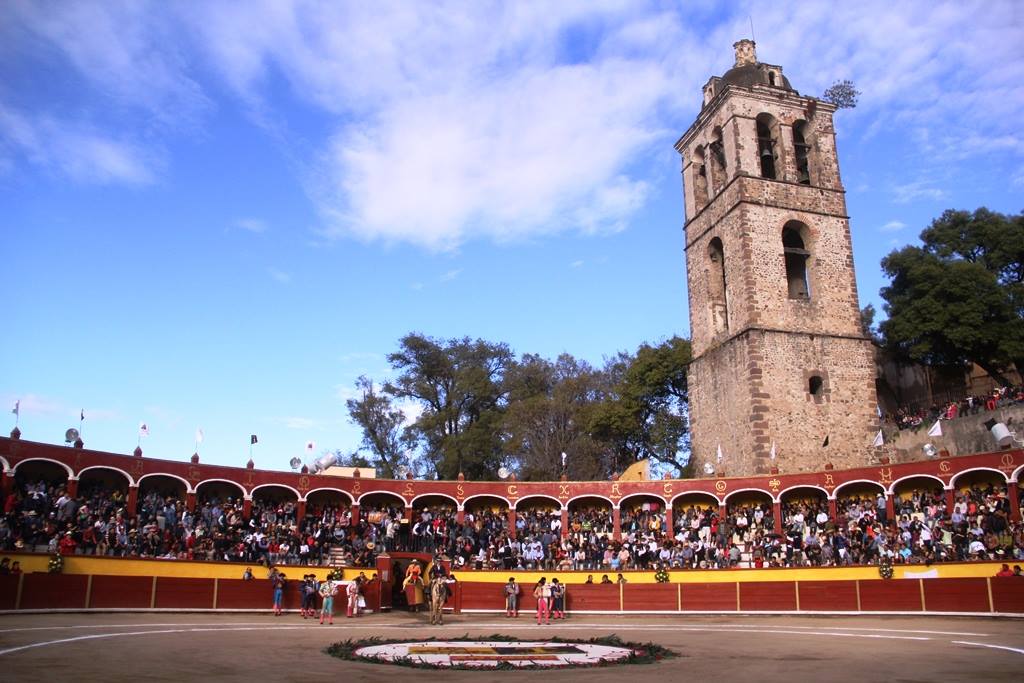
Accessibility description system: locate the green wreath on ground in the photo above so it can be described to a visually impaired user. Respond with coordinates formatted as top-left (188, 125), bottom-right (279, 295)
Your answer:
top-left (325, 633), bottom-right (679, 670)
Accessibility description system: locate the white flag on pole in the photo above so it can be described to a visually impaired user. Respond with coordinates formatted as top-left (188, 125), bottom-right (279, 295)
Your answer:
top-left (716, 443), bottom-right (723, 463)
top-left (195, 428), bottom-right (204, 444)
top-left (872, 429), bottom-right (884, 447)
top-left (769, 442), bottom-right (776, 460)
top-left (11, 400), bottom-right (19, 416)
top-left (305, 440), bottom-right (316, 452)
top-left (139, 423), bottom-right (149, 437)
top-left (927, 420), bottom-right (942, 438)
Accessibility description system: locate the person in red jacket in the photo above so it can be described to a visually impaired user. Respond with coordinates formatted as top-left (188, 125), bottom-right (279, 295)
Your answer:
top-left (995, 563), bottom-right (1014, 577)
top-left (58, 531), bottom-right (77, 556)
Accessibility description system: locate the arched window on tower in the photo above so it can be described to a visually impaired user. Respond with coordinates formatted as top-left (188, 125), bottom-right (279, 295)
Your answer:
top-left (782, 222), bottom-right (811, 299)
top-left (708, 127), bottom-right (726, 194)
top-left (793, 120), bottom-right (811, 185)
top-left (691, 145), bottom-right (709, 210)
top-left (756, 114), bottom-right (778, 180)
top-left (708, 237), bottom-right (729, 334)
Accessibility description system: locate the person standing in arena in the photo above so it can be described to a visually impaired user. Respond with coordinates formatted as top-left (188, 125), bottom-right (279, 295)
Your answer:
top-left (533, 577), bottom-right (551, 625)
top-left (550, 577), bottom-right (565, 619)
top-left (271, 571), bottom-right (286, 616)
top-left (504, 577), bottom-right (520, 617)
top-left (319, 578), bottom-right (338, 625)
top-left (346, 576), bottom-right (362, 618)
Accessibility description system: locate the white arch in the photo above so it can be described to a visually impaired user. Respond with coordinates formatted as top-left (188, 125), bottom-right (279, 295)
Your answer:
top-left (356, 489), bottom-right (407, 506)
top-left (887, 473), bottom-right (947, 495)
top-left (302, 487), bottom-right (354, 505)
top-left (462, 493), bottom-right (512, 509)
top-left (0, 455), bottom-right (10, 473)
top-left (618, 492), bottom-right (669, 509)
top-left (723, 487), bottom-right (773, 505)
top-left (566, 493), bottom-right (615, 508)
top-left (775, 484), bottom-right (830, 504)
top-left (670, 490), bottom-right (723, 506)
top-left (833, 478), bottom-right (885, 499)
top-left (1013, 464), bottom-right (1024, 483)
top-left (12, 457), bottom-right (74, 479)
top-left (76, 465), bottom-right (135, 488)
top-left (137, 472), bottom-right (193, 494)
top-left (195, 478), bottom-right (247, 499)
top-left (250, 483), bottom-right (301, 499)
top-left (514, 494), bottom-right (564, 510)
top-left (949, 466), bottom-right (1011, 487)
top-left (410, 492), bottom-right (460, 509)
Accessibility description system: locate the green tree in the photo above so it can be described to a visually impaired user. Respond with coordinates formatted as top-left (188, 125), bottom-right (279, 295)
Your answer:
top-left (588, 337), bottom-right (692, 476)
top-left (879, 208), bottom-right (1024, 384)
top-left (502, 353), bottom-right (611, 481)
top-left (385, 333), bottom-right (512, 480)
top-left (345, 375), bottom-right (413, 478)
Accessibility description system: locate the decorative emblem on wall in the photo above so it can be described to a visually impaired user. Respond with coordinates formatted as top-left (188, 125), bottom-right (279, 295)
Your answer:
top-left (297, 475), bottom-right (310, 492)
top-left (823, 473), bottom-right (835, 491)
top-left (999, 453), bottom-right (1015, 474)
top-left (663, 482), bottom-right (673, 495)
top-left (352, 481), bottom-right (362, 496)
top-left (456, 484), bottom-right (465, 499)
top-left (714, 480), bottom-right (727, 493)
top-left (879, 467), bottom-right (893, 484)
top-left (768, 478), bottom-right (780, 493)
top-left (507, 484), bottom-right (518, 498)
top-left (402, 482), bottom-right (416, 498)
top-left (938, 460), bottom-right (951, 473)
top-left (558, 484), bottom-right (570, 499)
top-left (132, 460), bottom-right (144, 475)
top-left (610, 483), bottom-right (622, 499)
top-left (187, 466), bottom-right (201, 482)
top-left (243, 472), bottom-right (255, 486)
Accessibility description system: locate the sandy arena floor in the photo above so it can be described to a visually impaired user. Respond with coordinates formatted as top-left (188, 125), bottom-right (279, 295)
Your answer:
top-left (1, 611), bottom-right (1022, 682)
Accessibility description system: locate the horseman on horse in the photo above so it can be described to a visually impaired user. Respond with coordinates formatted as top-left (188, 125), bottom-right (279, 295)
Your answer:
top-left (427, 553), bottom-right (450, 625)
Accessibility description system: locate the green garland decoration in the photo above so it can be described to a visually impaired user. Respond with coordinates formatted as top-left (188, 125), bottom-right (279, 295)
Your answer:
top-left (325, 633), bottom-right (679, 670)
top-left (48, 554), bottom-right (64, 574)
top-left (326, 568), bottom-right (344, 581)
top-left (654, 568), bottom-right (670, 583)
top-left (878, 557), bottom-right (894, 580)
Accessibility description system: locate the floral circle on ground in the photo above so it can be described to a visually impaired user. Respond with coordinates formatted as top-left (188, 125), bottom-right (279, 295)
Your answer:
top-left (326, 635), bottom-right (678, 670)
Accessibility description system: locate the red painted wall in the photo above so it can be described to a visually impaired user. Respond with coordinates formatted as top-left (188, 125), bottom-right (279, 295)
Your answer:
top-left (681, 582), bottom-right (737, 611)
top-left (922, 577), bottom-right (989, 613)
top-left (0, 575), bottom-right (18, 610)
top-left (797, 580), bottom-right (858, 611)
top-left (154, 577), bottom-right (215, 609)
top-left (19, 574), bottom-right (88, 609)
top-left (858, 580), bottom-right (922, 612)
top-left (739, 581), bottom-right (797, 611)
top-left (990, 578), bottom-right (1024, 614)
top-left (89, 575), bottom-right (152, 609)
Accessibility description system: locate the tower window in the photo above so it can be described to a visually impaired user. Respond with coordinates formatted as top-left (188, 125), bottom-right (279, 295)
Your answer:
top-left (756, 114), bottom-right (777, 180)
top-left (708, 127), bottom-right (726, 194)
top-left (808, 375), bottom-right (824, 396)
top-left (782, 221), bottom-right (811, 299)
top-left (708, 237), bottom-right (729, 335)
top-left (691, 145), bottom-right (709, 210)
top-left (768, 71), bottom-right (776, 86)
top-left (793, 120), bottom-right (811, 185)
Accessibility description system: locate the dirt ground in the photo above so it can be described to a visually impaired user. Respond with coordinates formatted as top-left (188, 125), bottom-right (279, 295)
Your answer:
top-left (1, 611), bottom-right (1022, 682)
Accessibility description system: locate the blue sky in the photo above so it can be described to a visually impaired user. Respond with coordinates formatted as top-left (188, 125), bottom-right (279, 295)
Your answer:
top-left (2, 1), bottom-right (1022, 471)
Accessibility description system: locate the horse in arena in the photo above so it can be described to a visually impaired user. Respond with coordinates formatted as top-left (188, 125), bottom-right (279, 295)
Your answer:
top-left (428, 578), bottom-right (449, 625)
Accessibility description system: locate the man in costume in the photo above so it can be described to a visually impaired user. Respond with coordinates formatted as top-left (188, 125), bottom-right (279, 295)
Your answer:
top-left (319, 577), bottom-right (338, 624)
top-left (346, 576), bottom-right (362, 618)
top-left (504, 577), bottom-right (520, 617)
top-left (403, 560), bottom-right (425, 612)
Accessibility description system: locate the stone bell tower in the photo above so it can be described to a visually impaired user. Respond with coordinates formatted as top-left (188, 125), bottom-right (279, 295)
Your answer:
top-left (675, 40), bottom-right (878, 476)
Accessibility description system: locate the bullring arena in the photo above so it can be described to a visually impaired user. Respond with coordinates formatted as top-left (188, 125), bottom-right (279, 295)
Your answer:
top-left (2, 435), bottom-right (1024, 680)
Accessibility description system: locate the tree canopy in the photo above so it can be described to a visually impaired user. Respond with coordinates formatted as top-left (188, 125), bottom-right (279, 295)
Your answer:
top-left (878, 208), bottom-right (1024, 384)
top-left (344, 333), bottom-right (692, 480)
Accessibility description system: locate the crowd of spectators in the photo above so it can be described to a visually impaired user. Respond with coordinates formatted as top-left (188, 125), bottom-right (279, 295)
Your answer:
top-left (886, 385), bottom-right (1024, 431)
top-left (2, 475), bottom-right (1023, 572)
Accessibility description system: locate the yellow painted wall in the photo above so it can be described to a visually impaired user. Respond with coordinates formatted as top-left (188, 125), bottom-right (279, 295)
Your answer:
top-left (450, 562), bottom-right (1010, 584)
top-left (0, 553), bottom-right (373, 581)
top-left (1, 552), bottom-right (1008, 584)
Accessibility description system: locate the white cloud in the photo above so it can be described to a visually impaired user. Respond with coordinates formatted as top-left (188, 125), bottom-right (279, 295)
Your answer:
top-left (440, 269), bottom-right (461, 282)
top-left (267, 267), bottom-right (291, 284)
top-left (879, 220), bottom-right (906, 232)
top-left (891, 181), bottom-right (947, 204)
top-left (570, 260), bottom-right (584, 268)
top-left (235, 218), bottom-right (268, 233)
top-left (0, 104), bottom-right (157, 184)
top-left (410, 282), bottom-right (425, 291)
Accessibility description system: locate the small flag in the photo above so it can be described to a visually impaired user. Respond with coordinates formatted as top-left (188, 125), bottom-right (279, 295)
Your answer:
top-left (872, 430), bottom-right (884, 447)
top-left (822, 434), bottom-right (830, 448)
top-left (876, 404), bottom-right (882, 418)
top-left (11, 400), bottom-right (18, 416)
top-left (561, 451), bottom-right (567, 467)
top-left (927, 420), bottom-right (942, 438)
top-left (251, 434), bottom-right (258, 445)
top-left (769, 442), bottom-right (776, 460)
top-left (139, 423), bottom-right (149, 437)
top-left (195, 428), bottom-right (204, 444)
top-left (80, 409), bottom-right (85, 421)
top-left (305, 440), bottom-right (315, 452)
top-left (716, 443), bottom-right (723, 463)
